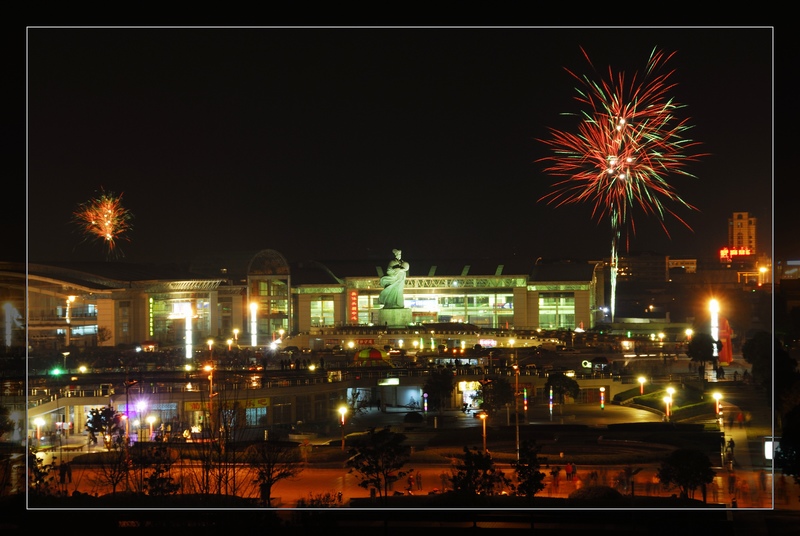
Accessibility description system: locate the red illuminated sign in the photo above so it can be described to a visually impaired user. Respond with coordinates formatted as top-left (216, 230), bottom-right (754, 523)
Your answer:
top-left (719, 247), bottom-right (752, 262)
top-left (349, 290), bottom-right (359, 322)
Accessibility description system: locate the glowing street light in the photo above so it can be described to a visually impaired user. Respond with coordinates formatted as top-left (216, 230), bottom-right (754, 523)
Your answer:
top-left (227, 338), bottom-right (233, 351)
top-left (233, 328), bottom-right (239, 343)
top-left (710, 299), bottom-right (720, 359)
top-left (663, 396), bottom-right (672, 421)
top-left (250, 302), bottom-right (258, 347)
top-left (638, 376), bottom-right (646, 395)
top-left (147, 415), bottom-right (156, 441)
top-left (204, 363), bottom-right (215, 436)
top-left (34, 417), bottom-right (45, 446)
top-left (339, 406), bottom-right (348, 451)
top-left (599, 386), bottom-right (605, 410)
top-left (666, 386), bottom-right (675, 419)
top-left (480, 412), bottom-right (488, 452)
top-left (207, 338), bottom-right (214, 353)
top-left (512, 364), bottom-right (520, 461)
top-left (713, 392), bottom-right (723, 421)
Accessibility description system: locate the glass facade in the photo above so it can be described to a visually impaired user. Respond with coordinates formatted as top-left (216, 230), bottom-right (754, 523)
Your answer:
top-left (310, 296), bottom-right (335, 327)
top-left (355, 292), bottom-right (516, 328)
top-left (538, 292), bottom-right (575, 330)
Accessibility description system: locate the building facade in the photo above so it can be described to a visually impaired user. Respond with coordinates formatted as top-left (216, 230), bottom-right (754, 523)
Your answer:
top-left (3, 254), bottom-right (604, 356)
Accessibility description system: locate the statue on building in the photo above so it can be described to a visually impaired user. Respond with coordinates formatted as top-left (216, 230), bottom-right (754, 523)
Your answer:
top-left (378, 249), bottom-right (409, 309)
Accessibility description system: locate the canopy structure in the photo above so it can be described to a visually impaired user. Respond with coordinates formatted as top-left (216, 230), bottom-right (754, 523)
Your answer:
top-left (355, 347), bottom-right (392, 366)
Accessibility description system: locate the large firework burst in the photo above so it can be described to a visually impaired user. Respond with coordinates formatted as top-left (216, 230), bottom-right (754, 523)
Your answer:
top-left (73, 189), bottom-right (134, 258)
top-left (538, 47), bottom-right (707, 322)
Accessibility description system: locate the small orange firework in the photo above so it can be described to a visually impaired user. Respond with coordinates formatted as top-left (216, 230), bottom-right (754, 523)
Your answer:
top-left (73, 189), bottom-right (133, 257)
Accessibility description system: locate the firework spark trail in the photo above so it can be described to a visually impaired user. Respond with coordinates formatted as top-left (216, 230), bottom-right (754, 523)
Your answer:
top-left (73, 190), bottom-right (133, 258)
top-left (538, 47), bottom-right (707, 322)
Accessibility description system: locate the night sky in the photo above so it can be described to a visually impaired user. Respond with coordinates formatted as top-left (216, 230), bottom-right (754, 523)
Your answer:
top-left (22, 26), bottom-right (785, 266)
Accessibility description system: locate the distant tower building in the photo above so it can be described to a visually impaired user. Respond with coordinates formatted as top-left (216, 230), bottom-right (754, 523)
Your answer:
top-left (728, 212), bottom-right (757, 255)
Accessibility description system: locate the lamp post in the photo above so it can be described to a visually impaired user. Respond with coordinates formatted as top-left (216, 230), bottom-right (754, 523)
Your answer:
top-left (147, 415), bottom-right (156, 441)
top-left (638, 376), bottom-right (646, 395)
top-left (599, 386), bottom-right (605, 410)
top-left (512, 364), bottom-right (520, 461)
top-left (34, 417), bottom-right (45, 447)
top-left (250, 302), bottom-right (258, 347)
top-left (339, 406), bottom-right (347, 451)
top-left (62, 351), bottom-right (70, 373)
top-left (663, 396), bottom-right (672, 421)
top-left (667, 387), bottom-right (675, 419)
top-left (480, 412), bottom-right (488, 452)
top-left (710, 299), bottom-right (720, 360)
top-left (713, 392), bottom-right (723, 422)
top-left (204, 363), bottom-right (214, 439)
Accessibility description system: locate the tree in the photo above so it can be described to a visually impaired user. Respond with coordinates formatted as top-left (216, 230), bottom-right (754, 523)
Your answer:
top-left (656, 448), bottom-right (715, 500)
top-left (0, 405), bottom-right (14, 438)
top-left (511, 440), bottom-right (546, 502)
top-left (777, 404), bottom-right (800, 485)
top-left (245, 440), bottom-right (304, 506)
top-left (85, 405), bottom-right (125, 450)
top-left (142, 443), bottom-right (180, 496)
top-left (544, 372), bottom-right (580, 407)
top-left (450, 446), bottom-right (511, 500)
top-left (686, 332), bottom-right (719, 370)
top-left (27, 446), bottom-right (56, 498)
top-left (477, 376), bottom-right (513, 414)
top-left (421, 369), bottom-right (454, 412)
top-left (96, 326), bottom-right (112, 345)
top-left (743, 331), bottom-right (799, 409)
top-left (94, 445), bottom-right (133, 494)
top-left (345, 426), bottom-right (411, 501)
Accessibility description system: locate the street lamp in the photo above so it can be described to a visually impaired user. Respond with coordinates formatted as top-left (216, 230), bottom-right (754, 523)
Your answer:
top-left (204, 363), bottom-right (214, 437)
top-left (512, 364), bottom-right (520, 461)
top-left (250, 302), bottom-right (258, 347)
top-left (62, 351), bottom-right (70, 373)
top-left (638, 376), bottom-right (646, 395)
top-left (34, 417), bottom-right (45, 446)
top-left (599, 386), bottom-right (605, 410)
top-left (480, 412), bottom-right (488, 452)
top-left (339, 406), bottom-right (347, 451)
top-left (233, 328), bottom-right (239, 343)
top-left (666, 387), bottom-right (675, 420)
top-left (710, 299), bottom-right (720, 359)
top-left (663, 396), bottom-right (672, 420)
top-left (713, 392), bottom-right (723, 421)
top-left (147, 415), bottom-right (156, 441)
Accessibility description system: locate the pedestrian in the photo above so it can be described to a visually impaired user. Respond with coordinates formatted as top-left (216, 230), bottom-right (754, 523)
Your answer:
top-left (733, 370), bottom-right (739, 382)
top-left (416, 471), bottom-right (422, 490)
top-left (407, 474), bottom-right (414, 492)
top-left (737, 412), bottom-right (744, 428)
top-left (565, 462), bottom-right (573, 481)
top-left (727, 437), bottom-right (736, 459)
top-left (709, 479), bottom-right (719, 502)
top-left (728, 471), bottom-right (737, 495)
top-left (758, 469), bottom-right (767, 492)
top-left (727, 412), bottom-right (735, 429)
